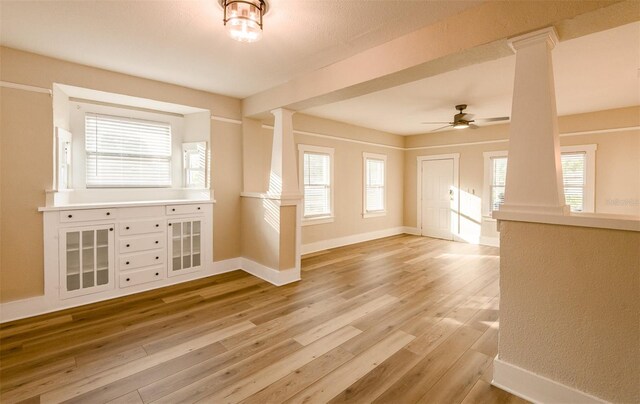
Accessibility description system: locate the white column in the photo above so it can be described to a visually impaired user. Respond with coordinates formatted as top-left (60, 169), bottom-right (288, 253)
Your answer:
top-left (268, 108), bottom-right (300, 198)
top-left (500, 27), bottom-right (569, 216)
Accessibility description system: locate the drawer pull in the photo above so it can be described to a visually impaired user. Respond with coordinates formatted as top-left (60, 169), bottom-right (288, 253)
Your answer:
top-left (155, 241), bottom-right (159, 244)
top-left (155, 272), bottom-right (159, 276)
top-left (68, 214), bottom-right (73, 218)
top-left (125, 226), bottom-right (130, 230)
top-left (126, 244), bottom-right (130, 247)
top-left (106, 212), bottom-right (111, 216)
top-left (169, 223), bottom-right (172, 226)
top-left (126, 278), bottom-right (130, 282)
top-left (126, 261), bottom-right (130, 265)
top-left (172, 208), bottom-right (176, 212)
top-left (109, 228), bottom-right (113, 231)
top-left (197, 207), bottom-right (201, 210)
top-left (155, 256), bottom-right (159, 260)
top-left (156, 224), bottom-right (159, 227)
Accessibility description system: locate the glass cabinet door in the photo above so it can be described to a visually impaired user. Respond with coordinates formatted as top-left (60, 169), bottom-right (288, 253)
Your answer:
top-left (60, 225), bottom-right (113, 298)
top-left (168, 219), bottom-right (202, 276)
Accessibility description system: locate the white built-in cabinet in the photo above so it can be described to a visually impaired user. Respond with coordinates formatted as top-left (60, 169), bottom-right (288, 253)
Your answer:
top-left (41, 201), bottom-right (213, 309)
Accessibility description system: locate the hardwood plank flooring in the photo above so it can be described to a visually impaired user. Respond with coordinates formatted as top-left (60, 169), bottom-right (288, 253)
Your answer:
top-left (0, 235), bottom-right (528, 403)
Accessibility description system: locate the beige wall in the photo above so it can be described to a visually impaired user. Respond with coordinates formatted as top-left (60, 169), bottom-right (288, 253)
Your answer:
top-left (0, 47), bottom-right (243, 302)
top-left (404, 106), bottom-right (640, 241)
top-left (287, 114), bottom-right (405, 245)
top-left (499, 220), bottom-right (639, 403)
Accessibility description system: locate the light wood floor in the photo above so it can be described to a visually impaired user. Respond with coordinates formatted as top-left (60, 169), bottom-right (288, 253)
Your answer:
top-left (0, 235), bottom-right (527, 404)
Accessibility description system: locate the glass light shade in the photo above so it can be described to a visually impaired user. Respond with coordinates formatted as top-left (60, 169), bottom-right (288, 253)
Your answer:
top-left (223, 0), bottom-right (264, 43)
top-left (453, 122), bottom-right (470, 129)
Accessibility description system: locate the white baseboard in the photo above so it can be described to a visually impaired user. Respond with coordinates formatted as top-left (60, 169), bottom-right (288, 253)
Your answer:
top-left (402, 226), bottom-right (421, 236)
top-left (0, 258), bottom-right (242, 323)
top-left (301, 226), bottom-right (411, 254)
top-left (492, 357), bottom-right (608, 404)
top-left (241, 258), bottom-right (300, 286)
top-left (480, 236), bottom-right (500, 247)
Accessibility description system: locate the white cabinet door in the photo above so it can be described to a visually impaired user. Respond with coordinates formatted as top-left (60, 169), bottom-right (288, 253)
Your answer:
top-left (167, 218), bottom-right (202, 277)
top-left (59, 224), bottom-right (115, 299)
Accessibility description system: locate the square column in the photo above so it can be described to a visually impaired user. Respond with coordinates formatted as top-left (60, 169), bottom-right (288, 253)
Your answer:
top-left (500, 27), bottom-right (569, 216)
top-left (269, 108), bottom-right (301, 198)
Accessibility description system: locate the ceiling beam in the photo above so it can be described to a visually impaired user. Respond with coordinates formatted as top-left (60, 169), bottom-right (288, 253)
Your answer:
top-left (242, 0), bottom-right (638, 118)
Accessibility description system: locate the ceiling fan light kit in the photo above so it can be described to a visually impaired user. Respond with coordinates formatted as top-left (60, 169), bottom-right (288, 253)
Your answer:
top-left (422, 104), bottom-right (509, 132)
top-left (219, 0), bottom-right (267, 43)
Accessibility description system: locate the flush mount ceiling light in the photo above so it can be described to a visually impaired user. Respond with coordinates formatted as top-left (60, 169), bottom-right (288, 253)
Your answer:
top-left (218, 0), bottom-right (268, 43)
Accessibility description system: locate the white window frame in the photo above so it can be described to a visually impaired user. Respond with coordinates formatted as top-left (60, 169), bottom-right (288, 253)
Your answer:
top-left (483, 144), bottom-right (597, 216)
top-left (298, 144), bottom-right (335, 226)
top-left (482, 150), bottom-right (509, 218)
top-left (362, 152), bottom-right (387, 218)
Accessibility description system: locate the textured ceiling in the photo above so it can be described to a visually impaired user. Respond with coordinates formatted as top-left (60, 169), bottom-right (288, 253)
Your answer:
top-left (0, 0), bottom-right (481, 98)
top-left (303, 21), bottom-right (640, 135)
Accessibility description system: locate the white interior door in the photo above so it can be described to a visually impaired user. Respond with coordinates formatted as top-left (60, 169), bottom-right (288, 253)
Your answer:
top-left (421, 159), bottom-right (454, 240)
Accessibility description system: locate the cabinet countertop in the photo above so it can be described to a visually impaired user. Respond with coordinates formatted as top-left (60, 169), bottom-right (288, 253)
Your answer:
top-left (38, 199), bottom-right (216, 212)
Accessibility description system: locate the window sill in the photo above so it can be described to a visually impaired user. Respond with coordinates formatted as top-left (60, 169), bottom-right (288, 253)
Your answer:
top-left (363, 211), bottom-right (387, 218)
top-left (302, 216), bottom-right (335, 226)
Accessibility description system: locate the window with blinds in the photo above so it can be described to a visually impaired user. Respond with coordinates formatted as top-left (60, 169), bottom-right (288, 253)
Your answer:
top-left (561, 152), bottom-right (586, 212)
top-left (490, 153), bottom-right (588, 212)
top-left (302, 152), bottom-right (332, 217)
top-left (85, 113), bottom-right (172, 187)
top-left (364, 155), bottom-right (386, 213)
top-left (490, 157), bottom-right (508, 211)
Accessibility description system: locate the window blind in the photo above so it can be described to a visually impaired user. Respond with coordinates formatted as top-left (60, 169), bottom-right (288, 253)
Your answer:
top-left (561, 152), bottom-right (586, 212)
top-left (490, 157), bottom-right (508, 211)
top-left (490, 153), bottom-right (586, 212)
top-left (85, 113), bottom-right (172, 187)
top-left (303, 152), bottom-right (331, 217)
top-left (365, 158), bottom-right (385, 212)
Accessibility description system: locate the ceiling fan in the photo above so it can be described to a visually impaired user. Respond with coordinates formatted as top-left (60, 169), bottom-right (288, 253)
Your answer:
top-left (422, 104), bottom-right (509, 132)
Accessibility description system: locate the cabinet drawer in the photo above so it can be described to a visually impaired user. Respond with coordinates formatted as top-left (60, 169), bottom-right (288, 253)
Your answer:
top-left (119, 235), bottom-right (164, 253)
top-left (60, 209), bottom-right (116, 223)
top-left (119, 267), bottom-right (165, 288)
top-left (166, 204), bottom-right (204, 215)
top-left (119, 250), bottom-right (164, 270)
top-left (120, 220), bottom-right (165, 236)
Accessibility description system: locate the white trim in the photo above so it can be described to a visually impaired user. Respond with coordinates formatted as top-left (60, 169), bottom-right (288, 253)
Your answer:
top-left (264, 124), bottom-right (403, 150)
top-left (402, 226), bottom-right (421, 236)
top-left (211, 115), bottom-right (242, 125)
top-left (479, 236), bottom-right (500, 247)
top-left (362, 152), bottom-right (387, 217)
top-left (405, 127), bottom-right (638, 151)
top-left (560, 126), bottom-right (638, 137)
top-left (301, 226), bottom-right (407, 255)
top-left (362, 211), bottom-right (387, 218)
top-left (416, 154), bottom-right (460, 238)
top-left (240, 258), bottom-right (300, 286)
top-left (240, 192), bottom-right (303, 206)
top-left (406, 138), bottom-right (509, 151)
top-left (0, 80), bottom-right (52, 95)
top-left (493, 210), bottom-right (640, 232)
top-left (298, 144), bottom-right (335, 221)
top-left (492, 357), bottom-right (608, 404)
top-left (301, 216), bottom-right (335, 226)
top-left (0, 257), bottom-right (242, 323)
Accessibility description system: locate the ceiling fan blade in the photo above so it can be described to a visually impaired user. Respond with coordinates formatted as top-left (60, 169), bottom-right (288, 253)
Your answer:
top-left (430, 125), bottom-right (452, 132)
top-left (469, 124), bottom-right (480, 129)
top-left (421, 121), bottom-right (451, 124)
top-left (475, 116), bottom-right (509, 122)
